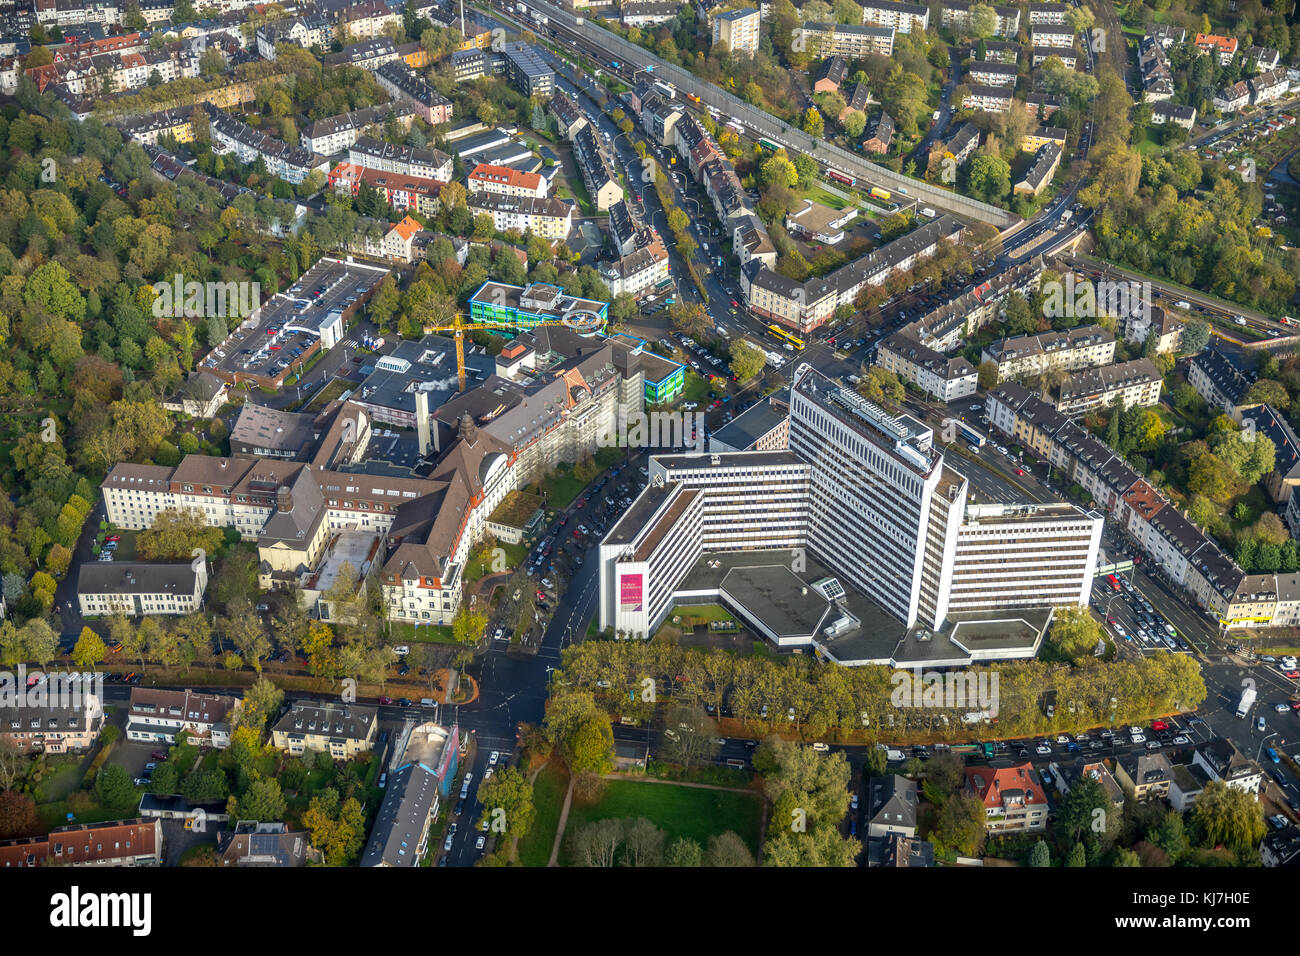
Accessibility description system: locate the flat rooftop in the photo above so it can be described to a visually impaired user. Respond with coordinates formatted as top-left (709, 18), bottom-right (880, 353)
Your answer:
top-left (673, 548), bottom-right (1053, 667)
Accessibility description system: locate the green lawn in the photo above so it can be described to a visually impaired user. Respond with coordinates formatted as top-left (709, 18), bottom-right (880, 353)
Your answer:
top-left (680, 372), bottom-right (712, 403)
top-left (526, 467), bottom-right (587, 510)
top-left (669, 604), bottom-right (736, 623)
top-left (518, 763), bottom-right (569, 867)
top-left (559, 779), bottom-right (762, 864)
top-left (466, 541), bottom-right (529, 585)
top-left (388, 620), bottom-right (458, 644)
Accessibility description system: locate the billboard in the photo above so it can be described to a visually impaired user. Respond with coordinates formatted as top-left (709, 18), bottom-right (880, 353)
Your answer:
top-left (619, 572), bottom-right (643, 613)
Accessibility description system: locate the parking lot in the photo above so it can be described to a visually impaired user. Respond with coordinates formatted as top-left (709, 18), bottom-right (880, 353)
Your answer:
top-left (200, 259), bottom-right (387, 389)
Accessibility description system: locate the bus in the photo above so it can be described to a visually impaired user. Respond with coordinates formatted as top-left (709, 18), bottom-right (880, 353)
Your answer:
top-left (766, 324), bottom-right (806, 350)
top-left (826, 169), bottom-right (856, 187)
top-left (758, 138), bottom-right (779, 152)
top-left (870, 186), bottom-right (892, 201)
top-left (1105, 573), bottom-right (1121, 592)
top-left (957, 422), bottom-right (984, 449)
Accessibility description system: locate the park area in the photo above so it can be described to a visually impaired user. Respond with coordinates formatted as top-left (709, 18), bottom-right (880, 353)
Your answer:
top-left (556, 778), bottom-right (763, 866)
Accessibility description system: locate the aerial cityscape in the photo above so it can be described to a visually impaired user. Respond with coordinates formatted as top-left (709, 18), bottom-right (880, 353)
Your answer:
top-left (0, 0), bottom-right (1299, 891)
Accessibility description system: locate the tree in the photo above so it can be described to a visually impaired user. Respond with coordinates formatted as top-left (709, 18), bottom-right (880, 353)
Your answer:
top-left (567, 712), bottom-right (614, 775)
top-left (476, 766), bottom-right (535, 854)
top-left (0, 790), bottom-right (38, 839)
top-left (238, 676), bottom-right (284, 736)
top-left (72, 627), bottom-right (107, 670)
top-left (223, 601), bottom-right (271, 673)
top-left (664, 837), bottom-right (703, 866)
top-left (932, 793), bottom-right (987, 857)
top-left (977, 360), bottom-right (1000, 390)
top-left (1180, 318), bottom-right (1210, 354)
top-left (302, 788), bottom-right (367, 866)
top-left (0, 739), bottom-right (25, 792)
top-left (729, 339), bottom-right (766, 381)
top-left (231, 777), bottom-right (286, 822)
top-left (967, 153), bottom-right (1011, 204)
top-left (801, 107), bottom-right (824, 138)
top-left (1192, 779), bottom-right (1266, 854)
top-left (659, 703), bottom-right (721, 769)
top-left (1046, 606), bottom-right (1107, 661)
top-left (137, 508), bottom-right (223, 562)
top-left (621, 817), bottom-right (666, 866)
top-left (703, 831), bottom-right (756, 867)
top-left (96, 764), bottom-right (139, 810)
top-left (1028, 839), bottom-right (1052, 867)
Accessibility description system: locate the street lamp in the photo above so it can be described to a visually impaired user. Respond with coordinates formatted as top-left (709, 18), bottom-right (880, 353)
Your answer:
top-left (1256, 730), bottom-right (1279, 766)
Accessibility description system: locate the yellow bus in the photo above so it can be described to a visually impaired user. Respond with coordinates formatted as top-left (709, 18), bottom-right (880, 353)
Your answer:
top-left (766, 324), bottom-right (806, 350)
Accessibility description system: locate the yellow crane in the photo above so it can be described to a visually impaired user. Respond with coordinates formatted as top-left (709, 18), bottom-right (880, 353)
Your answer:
top-left (424, 313), bottom-right (606, 392)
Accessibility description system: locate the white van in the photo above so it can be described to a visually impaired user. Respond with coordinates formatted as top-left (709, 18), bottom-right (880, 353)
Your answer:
top-left (885, 748), bottom-right (906, 762)
top-left (420, 697), bottom-right (436, 707)
top-left (393, 645), bottom-right (410, 656)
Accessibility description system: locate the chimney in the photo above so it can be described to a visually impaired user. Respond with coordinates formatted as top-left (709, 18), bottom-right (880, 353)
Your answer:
top-left (416, 389), bottom-right (431, 457)
top-left (277, 485), bottom-right (292, 513)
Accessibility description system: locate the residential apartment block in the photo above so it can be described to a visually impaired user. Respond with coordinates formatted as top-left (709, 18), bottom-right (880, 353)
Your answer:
top-left (467, 192), bottom-right (575, 239)
top-left (270, 700), bottom-right (378, 758)
top-left (981, 324), bottom-right (1115, 382)
top-left (711, 7), bottom-right (761, 54)
top-left (1052, 357), bottom-right (1163, 415)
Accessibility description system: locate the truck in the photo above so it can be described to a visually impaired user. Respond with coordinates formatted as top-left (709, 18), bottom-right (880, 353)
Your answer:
top-left (950, 743), bottom-right (996, 759)
top-left (919, 206), bottom-right (936, 218)
top-left (1237, 685), bottom-right (1257, 718)
top-left (1057, 208), bottom-right (1072, 230)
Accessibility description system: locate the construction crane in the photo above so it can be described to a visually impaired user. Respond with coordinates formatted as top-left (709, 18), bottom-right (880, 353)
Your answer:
top-left (424, 312), bottom-right (606, 391)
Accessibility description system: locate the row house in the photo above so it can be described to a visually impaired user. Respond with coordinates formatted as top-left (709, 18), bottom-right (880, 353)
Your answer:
top-left (572, 123), bottom-right (622, 210)
top-left (981, 323), bottom-right (1114, 381)
top-left (1244, 46), bottom-right (1281, 72)
top-left (898, 255), bottom-right (1045, 354)
top-left (1139, 34), bottom-right (1174, 102)
top-left (1250, 67), bottom-right (1290, 106)
top-left (941, 1), bottom-right (1020, 37)
top-left (1030, 26), bottom-right (1075, 49)
top-left (861, 0), bottom-right (928, 34)
top-left (1214, 80), bottom-right (1251, 113)
top-left (962, 84), bottom-right (1014, 113)
top-left (34, 0), bottom-right (119, 28)
top-left (799, 21), bottom-right (896, 58)
top-left (205, 104), bottom-right (329, 185)
top-left (1186, 348), bottom-right (1253, 419)
top-left (468, 162), bottom-right (549, 199)
top-left (0, 692), bottom-right (103, 755)
top-left (1052, 357), bottom-right (1163, 416)
top-left (375, 60), bottom-right (453, 125)
top-left (301, 102), bottom-right (417, 155)
top-left (620, 0), bottom-right (681, 27)
top-left (335, 0), bottom-right (402, 41)
top-left (127, 687), bottom-right (239, 748)
top-left (968, 60), bottom-right (1017, 88)
top-left (1032, 46), bottom-right (1078, 69)
top-left (1027, 2), bottom-right (1068, 24)
top-left (549, 89), bottom-right (588, 139)
top-left (875, 331), bottom-right (977, 403)
top-left (348, 135), bottom-right (453, 182)
top-left (0, 819), bottom-right (162, 868)
top-left (323, 36), bottom-right (399, 71)
top-left (988, 382), bottom-right (1246, 620)
top-left (1151, 101), bottom-right (1197, 129)
top-left (598, 235), bottom-right (671, 299)
top-left (468, 192), bottom-right (575, 239)
top-left (741, 215), bottom-right (966, 333)
top-left (255, 15), bottom-right (333, 59)
top-left (1013, 141), bottom-right (1062, 196)
top-left (330, 162), bottom-right (445, 217)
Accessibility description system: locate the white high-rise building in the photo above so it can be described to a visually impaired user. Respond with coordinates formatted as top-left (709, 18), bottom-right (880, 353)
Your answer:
top-left (597, 365), bottom-right (1104, 653)
top-left (788, 368), bottom-right (945, 627)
